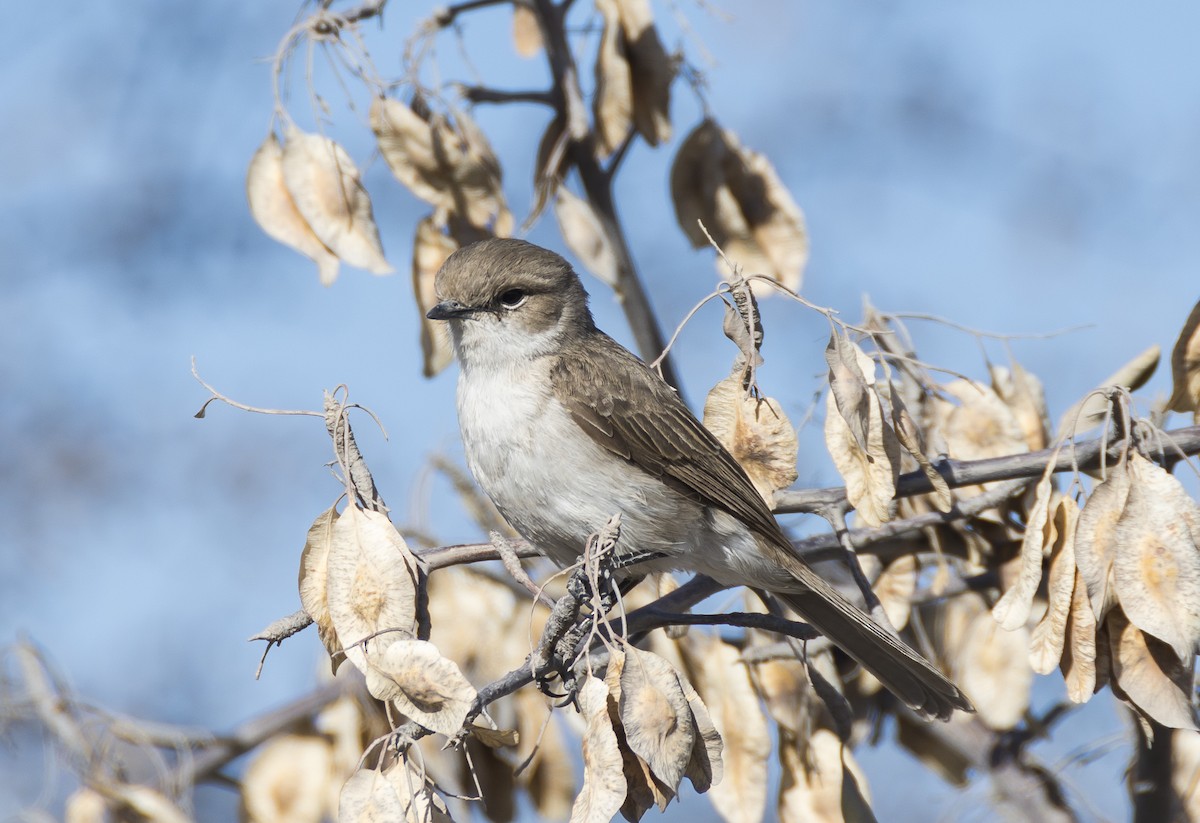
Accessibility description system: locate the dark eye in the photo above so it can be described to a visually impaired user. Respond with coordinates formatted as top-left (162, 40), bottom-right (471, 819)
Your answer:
top-left (497, 288), bottom-right (527, 309)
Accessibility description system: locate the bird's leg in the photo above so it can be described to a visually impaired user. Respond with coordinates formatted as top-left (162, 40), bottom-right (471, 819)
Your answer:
top-left (530, 548), bottom-right (666, 703)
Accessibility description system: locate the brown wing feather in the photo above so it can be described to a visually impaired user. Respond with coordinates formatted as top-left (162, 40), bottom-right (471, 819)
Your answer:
top-left (550, 332), bottom-right (785, 545)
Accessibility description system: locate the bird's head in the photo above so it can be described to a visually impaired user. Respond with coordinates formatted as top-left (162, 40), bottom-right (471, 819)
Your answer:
top-left (428, 238), bottom-right (595, 369)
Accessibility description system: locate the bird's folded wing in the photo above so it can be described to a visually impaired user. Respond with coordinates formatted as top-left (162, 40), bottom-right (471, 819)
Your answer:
top-left (549, 334), bottom-right (786, 547)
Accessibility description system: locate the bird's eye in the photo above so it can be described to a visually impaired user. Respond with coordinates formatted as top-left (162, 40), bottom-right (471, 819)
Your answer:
top-left (497, 288), bottom-right (527, 309)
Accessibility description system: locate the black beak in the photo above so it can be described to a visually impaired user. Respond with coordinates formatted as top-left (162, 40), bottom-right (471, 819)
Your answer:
top-left (426, 300), bottom-right (475, 320)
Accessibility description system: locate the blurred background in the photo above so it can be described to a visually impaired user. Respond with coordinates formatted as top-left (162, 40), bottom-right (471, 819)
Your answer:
top-left (3, 0), bottom-right (1198, 819)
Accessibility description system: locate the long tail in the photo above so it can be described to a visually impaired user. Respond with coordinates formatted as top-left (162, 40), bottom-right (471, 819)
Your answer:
top-left (774, 561), bottom-right (973, 721)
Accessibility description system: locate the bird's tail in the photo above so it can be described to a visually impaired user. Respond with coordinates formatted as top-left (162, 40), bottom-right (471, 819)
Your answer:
top-left (773, 564), bottom-right (973, 721)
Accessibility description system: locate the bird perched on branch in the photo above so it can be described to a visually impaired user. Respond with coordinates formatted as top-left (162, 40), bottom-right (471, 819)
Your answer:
top-left (427, 237), bottom-right (971, 720)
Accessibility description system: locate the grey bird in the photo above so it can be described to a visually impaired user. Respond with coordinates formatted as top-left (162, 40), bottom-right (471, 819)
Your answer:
top-left (427, 237), bottom-right (972, 720)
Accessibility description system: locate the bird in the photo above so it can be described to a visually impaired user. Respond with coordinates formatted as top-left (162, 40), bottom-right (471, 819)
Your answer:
top-left (426, 237), bottom-right (972, 720)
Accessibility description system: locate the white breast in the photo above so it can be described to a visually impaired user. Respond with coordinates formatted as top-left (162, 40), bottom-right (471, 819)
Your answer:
top-left (455, 359), bottom-right (701, 569)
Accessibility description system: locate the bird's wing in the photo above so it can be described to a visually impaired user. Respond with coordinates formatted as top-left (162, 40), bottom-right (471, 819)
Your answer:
top-left (549, 332), bottom-right (786, 546)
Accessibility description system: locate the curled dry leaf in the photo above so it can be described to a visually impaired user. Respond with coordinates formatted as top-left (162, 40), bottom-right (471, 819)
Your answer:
top-left (824, 390), bottom-right (901, 528)
top-left (889, 383), bottom-right (953, 513)
top-left (991, 471), bottom-right (1055, 631)
top-left (1074, 462), bottom-right (1130, 622)
top-left (615, 646), bottom-right (696, 793)
top-left (298, 506), bottom-right (342, 672)
top-left (615, 0), bottom-right (673, 147)
top-left (281, 126), bottom-right (392, 275)
top-left (371, 97), bottom-right (512, 235)
top-left (246, 133), bottom-right (340, 286)
top-left (677, 672), bottom-right (724, 794)
top-left (703, 374), bottom-right (798, 503)
top-left (777, 729), bottom-right (875, 823)
top-left (955, 606), bottom-right (1032, 730)
top-left (242, 734), bottom-right (337, 823)
top-left (1107, 608), bottom-right (1198, 731)
top-left (670, 119), bottom-right (809, 293)
top-left (570, 676), bottom-right (628, 823)
top-left (1168, 300), bottom-right (1200, 414)
top-left (592, 0), bottom-right (634, 158)
top-left (825, 332), bottom-right (875, 455)
top-left (1058, 344), bottom-right (1160, 435)
top-left (511, 1), bottom-right (543, 57)
top-left (554, 187), bottom-right (619, 288)
top-left (1029, 496), bottom-right (1080, 674)
top-left (412, 216), bottom-right (459, 377)
top-left (325, 506), bottom-right (419, 675)
top-left (1112, 452), bottom-right (1200, 662)
top-left (697, 637), bottom-right (770, 823)
top-left (1060, 567), bottom-right (1100, 702)
top-left (365, 639), bottom-right (476, 737)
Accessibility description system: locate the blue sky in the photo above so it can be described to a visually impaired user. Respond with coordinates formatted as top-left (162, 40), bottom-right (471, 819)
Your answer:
top-left (4, 0), bottom-right (1198, 818)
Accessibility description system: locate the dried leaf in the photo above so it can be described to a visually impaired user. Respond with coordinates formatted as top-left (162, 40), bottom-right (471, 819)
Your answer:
top-left (615, 0), bottom-right (673, 146)
top-left (365, 640), bottom-right (476, 737)
top-left (514, 689), bottom-right (576, 820)
top-left (1074, 462), bottom-right (1131, 621)
top-left (778, 729), bottom-right (876, 823)
top-left (298, 506), bottom-right (343, 672)
top-left (470, 725), bottom-right (519, 748)
top-left (339, 765), bottom-right (452, 823)
top-left (992, 471), bottom-right (1055, 631)
top-left (554, 188), bottom-right (619, 288)
top-left (1107, 609), bottom-right (1198, 731)
top-left (935, 379), bottom-right (1030, 463)
top-left (1112, 453), bottom-right (1200, 662)
top-left (246, 133), bottom-right (340, 285)
top-left (703, 375), bottom-right (798, 503)
top-left (1171, 729), bottom-right (1200, 818)
top-left (824, 389), bottom-right (901, 528)
top-left (1029, 496), bottom-right (1080, 674)
top-left (325, 506), bottom-right (420, 674)
top-left (1060, 567), bottom-right (1100, 702)
top-left (412, 216), bottom-right (458, 377)
top-left (825, 332), bottom-right (875, 454)
top-left (530, 115), bottom-right (568, 225)
top-left (873, 554), bottom-right (917, 632)
top-left (894, 714), bottom-right (972, 787)
top-left (593, 0), bottom-right (634, 158)
top-left (1059, 344), bottom-right (1160, 434)
top-left (670, 119), bottom-right (808, 293)
top-left (615, 647), bottom-right (696, 792)
top-left (676, 673), bottom-right (723, 794)
top-left (958, 609), bottom-right (1032, 730)
top-left (383, 762), bottom-right (454, 823)
top-left (371, 97), bottom-right (512, 235)
top-left (1169, 300), bottom-right (1200, 414)
top-left (571, 677), bottom-right (627, 823)
top-left (281, 126), bottom-right (392, 275)
top-left (512, 1), bottom-right (543, 57)
top-left (889, 383), bottom-right (953, 512)
top-left (698, 637), bottom-right (770, 823)
top-left (242, 734), bottom-right (336, 823)
top-left (991, 361), bottom-right (1050, 452)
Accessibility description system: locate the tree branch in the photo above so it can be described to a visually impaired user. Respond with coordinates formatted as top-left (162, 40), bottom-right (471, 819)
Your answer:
top-left (775, 424), bottom-right (1200, 515)
top-left (530, 0), bottom-right (682, 393)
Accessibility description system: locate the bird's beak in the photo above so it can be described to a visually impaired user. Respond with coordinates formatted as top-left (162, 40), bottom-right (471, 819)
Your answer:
top-left (426, 300), bottom-right (475, 320)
